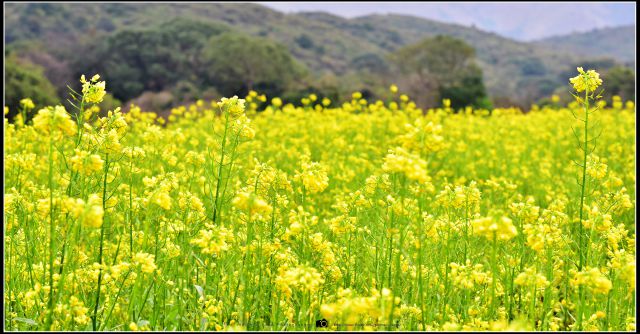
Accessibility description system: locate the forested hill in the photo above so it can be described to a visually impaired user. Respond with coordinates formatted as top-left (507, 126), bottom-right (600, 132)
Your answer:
top-left (4, 3), bottom-right (634, 110)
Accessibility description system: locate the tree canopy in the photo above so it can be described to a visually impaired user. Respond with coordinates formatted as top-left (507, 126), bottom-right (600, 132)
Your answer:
top-left (391, 35), bottom-right (489, 108)
top-left (5, 56), bottom-right (59, 120)
top-left (603, 66), bottom-right (635, 102)
top-left (72, 19), bottom-right (229, 101)
top-left (202, 32), bottom-right (306, 97)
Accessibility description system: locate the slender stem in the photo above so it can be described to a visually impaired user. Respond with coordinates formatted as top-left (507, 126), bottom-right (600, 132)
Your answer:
top-left (212, 110), bottom-right (230, 223)
top-left (75, 98), bottom-right (86, 148)
top-left (7, 227), bottom-right (14, 331)
top-left (45, 135), bottom-right (55, 330)
top-left (219, 134), bottom-right (240, 214)
top-left (92, 153), bottom-right (109, 330)
top-left (576, 86), bottom-right (589, 331)
top-left (491, 233), bottom-right (497, 319)
top-left (101, 269), bottom-right (132, 330)
top-left (20, 105), bottom-right (26, 126)
top-left (578, 86), bottom-right (589, 272)
top-left (129, 158), bottom-right (134, 257)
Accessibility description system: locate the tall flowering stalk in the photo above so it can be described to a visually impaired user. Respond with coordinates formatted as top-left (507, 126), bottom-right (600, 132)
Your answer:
top-left (91, 108), bottom-right (127, 330)
top-left (570, 67), bottom-right (603, 271)
top-left (18, 98), bottom-right (35, 126)
top-left (67, 74), bottom-right (118, 331)
top-left (32, 105), bottom-right (77, 329)
top-left (569, 67), bottom-right (603, 330)
top-left (211, 96), bottom-right (249, 224)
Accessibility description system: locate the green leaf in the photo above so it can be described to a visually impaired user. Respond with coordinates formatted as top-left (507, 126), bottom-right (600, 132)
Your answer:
top-left (13, 317), bottom-right (37, 326)
top-left (194, 284), bottom-right (204, 299)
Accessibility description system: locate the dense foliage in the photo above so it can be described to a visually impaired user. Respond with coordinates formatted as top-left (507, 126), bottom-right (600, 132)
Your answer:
top-left (392, 36), bottom-right (489, 108)
top-left (202, 32), bottom-right (307, 97)
top-left (5, 56), bottom-right (59, 121)
top-left (72, 19), bottom-right (229, 102)
top-left (602, 66), bottom-right (636, 102)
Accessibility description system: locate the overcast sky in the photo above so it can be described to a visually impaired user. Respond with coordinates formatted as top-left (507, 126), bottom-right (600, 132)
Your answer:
top-left (258, 2), bottom-right (636, 41)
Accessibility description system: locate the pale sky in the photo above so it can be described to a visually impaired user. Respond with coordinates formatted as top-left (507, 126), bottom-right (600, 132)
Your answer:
top-left (258, 2), bottom-right (636, 41)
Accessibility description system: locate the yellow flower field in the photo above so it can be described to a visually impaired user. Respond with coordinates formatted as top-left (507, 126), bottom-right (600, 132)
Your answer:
top-left (3, 72), bottom-right (636, 331)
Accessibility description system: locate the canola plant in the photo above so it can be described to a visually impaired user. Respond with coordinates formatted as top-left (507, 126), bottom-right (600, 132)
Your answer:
top-left (3, 69), bottom-right (636, 331)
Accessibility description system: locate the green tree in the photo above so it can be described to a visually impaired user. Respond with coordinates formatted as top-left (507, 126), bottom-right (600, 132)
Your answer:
top-left (73, 18), bottom-right (228, 102)
top-left (5, 55), bottom-right (59, 121)
top-left (391, 35), bottom-right (488, 108)
top-left (351, 53), bottom-right (389, 74)
top-left (603, 66), bottom-right (635, 102)
top-left (439, 65), bottom-right (492, 109)
top-left (295, 34), bottom-right (314, 49)
top-left (202, 32), bottom-right (306, 97)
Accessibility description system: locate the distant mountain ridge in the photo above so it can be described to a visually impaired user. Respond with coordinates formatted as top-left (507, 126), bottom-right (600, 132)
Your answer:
top-left (534, 25), bottom-right (635, 64)
top-left (4, 3), bottom-right (635, 106)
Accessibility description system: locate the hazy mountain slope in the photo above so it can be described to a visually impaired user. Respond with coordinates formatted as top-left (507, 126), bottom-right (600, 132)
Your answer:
top-left (534, 25), bottom-right (635, 64)
top-left (4, 3), bottom-right (630, 105)
top-left (314, 13), bottom-right (583, 101)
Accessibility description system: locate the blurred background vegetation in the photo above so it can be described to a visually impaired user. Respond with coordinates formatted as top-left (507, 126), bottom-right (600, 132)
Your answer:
top-left (4, 3), bottom-right (636, 119)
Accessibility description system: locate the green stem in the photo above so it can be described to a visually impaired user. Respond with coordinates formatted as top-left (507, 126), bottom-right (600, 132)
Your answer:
top-left (129, 159), bottom-right (134, 256)
top-left (7, 228), bottom-right (14, 331)
top-left (576, 85), bottom-right (590, 331)
top-left (92, 153), bottom-right (109, 330)
top-left (491, 233), bottom-right (497, 319)
top-left (578, 87), bottom-right (589, 271)
top-left (45, 135), bottom-right (55, 330)
top-left (212, 110), bottom-right (230, 223)
top-left (20, 105), bottom-right (26, 125)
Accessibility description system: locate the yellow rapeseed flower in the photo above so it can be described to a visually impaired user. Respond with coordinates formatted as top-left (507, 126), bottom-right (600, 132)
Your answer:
top-left (81, 74), bottom-right (107, 104)
top-left (569, 67), bottom-right (602, 93)
top-left (472, 216), bottom-right (518, 241)
top-left (32, 105), bottom-right (77, 137)
top-left (133, 252), bottom-right (157, 273)
top-left (217, 96), bottom-right (246, 119)
top-left (20, 98), bottom-right (35, 109)
top-left (271, 97), bottom-right (283, 108)
top-left (382, 147), bottom-right (429, 184)
top-left (295, 157), bottom-right (329, 194)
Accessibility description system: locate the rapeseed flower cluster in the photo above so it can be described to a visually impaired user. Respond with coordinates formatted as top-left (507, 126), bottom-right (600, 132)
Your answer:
top-left (382, 147), bottom-right (429, 183)
top-left (80, 74), bottom-right (107, 104)
top-left (569, 67), bottom-right (603, 93)
top-left (295, 156), bottom-right (329, 194)
top-left (32, 105), bottom-right (77, 137)
top-left (472, 216), bottom-right (518, 241)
